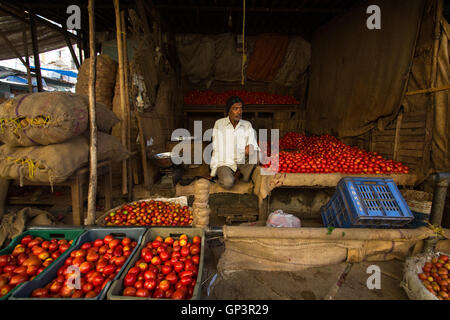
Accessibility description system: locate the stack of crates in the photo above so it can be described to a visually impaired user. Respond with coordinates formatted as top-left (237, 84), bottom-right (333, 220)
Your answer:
top-left (321, 177), bottom-right (414, 228)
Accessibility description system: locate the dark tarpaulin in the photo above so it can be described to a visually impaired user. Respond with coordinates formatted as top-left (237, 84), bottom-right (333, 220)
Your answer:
top-left (306, 0), bottom-right (426, 138)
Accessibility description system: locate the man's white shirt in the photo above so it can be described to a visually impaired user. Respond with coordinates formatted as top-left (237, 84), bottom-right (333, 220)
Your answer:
top-left (210, 117), bottom-right (259, 177)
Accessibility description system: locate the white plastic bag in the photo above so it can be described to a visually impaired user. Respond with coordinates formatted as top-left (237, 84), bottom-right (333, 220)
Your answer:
top-left (266, 209), bottom-right (301, 228)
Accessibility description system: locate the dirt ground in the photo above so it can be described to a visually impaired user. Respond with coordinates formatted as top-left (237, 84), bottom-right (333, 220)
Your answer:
top-left (199, 237), bottom-right (409, 300)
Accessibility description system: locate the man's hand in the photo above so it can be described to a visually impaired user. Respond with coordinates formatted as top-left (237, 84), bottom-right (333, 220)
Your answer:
top-left (245, 145), bottom-right (250, 156)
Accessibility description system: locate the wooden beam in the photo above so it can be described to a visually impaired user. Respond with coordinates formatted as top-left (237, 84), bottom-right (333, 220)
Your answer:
top-left (393, 110), bottom-right (403, 161)
top-left (122, 10), bottom-right (133, 201)
top-left (29, 13), bottom-right (43, 92)
top-left (0, 2), bottom-right (81, 42)
top-left (114, 0), bottom-right (128, 195)
top-left (0, 31), bottom-right (30, 71)
top-left (63, 33), bottom-right (80, 69)
top-left (86, 0), bottom-right (97, 226)
top-left (155, 5), bottom-right (347, 13)
top-left (405, 85), bottom-right (450, 96)
top-left (22, 23), bottom-right (33, 93)
top-left (77, 30), bottom-right (83, 65)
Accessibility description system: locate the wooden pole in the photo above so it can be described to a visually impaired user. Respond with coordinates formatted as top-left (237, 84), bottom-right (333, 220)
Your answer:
top-left (86, 0), bottom-right (97, 226)
top-left (114, 0), bottom-right (128, 195)
top-left (77, 31), bottom-right (83, 65)
top-left (29, 13), bottom-right (43, 92)
top-left (21, 23), bottom-right (33, 93)
top-left (63, 33), bottom-right (80, 69)
top-left (121, 10), bottom-right (133, 201)
top-left (0, 32), bottom-right (29, 72)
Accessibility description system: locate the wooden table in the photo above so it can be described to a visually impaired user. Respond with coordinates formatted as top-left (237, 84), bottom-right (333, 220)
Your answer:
top-left (252, 166), bottom-right (423, 222)
top-left (11, 160), bottom-right (113, 225)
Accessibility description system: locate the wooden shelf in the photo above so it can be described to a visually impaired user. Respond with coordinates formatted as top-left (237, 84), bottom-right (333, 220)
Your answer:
top-left (183, 104), bottom-right (299, 113)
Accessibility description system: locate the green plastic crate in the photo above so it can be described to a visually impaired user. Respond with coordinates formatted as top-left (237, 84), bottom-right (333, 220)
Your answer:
top-left (0, 228), bottom-right (85, 300)
top-left (10, 227), bottom-right (146, 300)
top-left (107, 227), bottom-right (205, 300)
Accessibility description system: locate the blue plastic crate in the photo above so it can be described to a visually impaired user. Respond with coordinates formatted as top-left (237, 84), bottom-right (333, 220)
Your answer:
top-left (10, 227), bottom-right (146, 300)
top-left (321, 177), bottom-right (414, 228)
top-left (321, 192), bottom-right (353, 228)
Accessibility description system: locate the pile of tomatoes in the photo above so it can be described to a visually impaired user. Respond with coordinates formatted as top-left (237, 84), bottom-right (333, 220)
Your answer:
top-left (104, 200), bottom-right (193, 227)
top-left (417, 253), bottom-right (450, 300)
top-left (30, 235), bottom-right (138, 298)
top-left (120, 234), bottom-right (201, 299)
top-left (184, 90), bottom-right (299, 105)
top-left (0, 236), bottom-right (74, 298)
top-left (261, 132), bottom-right (409, 174)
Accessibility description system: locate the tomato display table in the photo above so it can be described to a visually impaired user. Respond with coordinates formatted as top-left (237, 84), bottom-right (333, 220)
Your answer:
top-left (251, 166), bottom-right (422, 221)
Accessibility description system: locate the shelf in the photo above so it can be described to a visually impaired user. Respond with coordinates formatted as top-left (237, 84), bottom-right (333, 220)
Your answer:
top-left (183, 104), bottom-right (299, 113)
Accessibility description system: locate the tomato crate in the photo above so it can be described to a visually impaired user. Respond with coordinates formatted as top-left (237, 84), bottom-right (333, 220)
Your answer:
top-left (0, 228), bottom-right (84, 300)
top-left (9, 227), bottom-right (146, 300)
top-left (107, 227), bottom-right (205, 300)
top-left (321, 177), bottom-right (414, 228)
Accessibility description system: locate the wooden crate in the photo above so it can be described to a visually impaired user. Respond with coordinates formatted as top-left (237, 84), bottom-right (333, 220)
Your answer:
top-left (370, 108), bottom-right (431, 173)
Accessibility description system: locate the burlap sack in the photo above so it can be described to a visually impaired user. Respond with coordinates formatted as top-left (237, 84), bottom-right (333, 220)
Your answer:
top-left (78, 95), bottom-right (120, 133)
top-left (0, 92), bottom-right (119, 146)
top-left (192, 203), bottom-right (209, 209)
top-left (0, 132), bottom-right (128, 185)
top-left (193, 207), bottom-right (210, 227)
top-left (75, 54), bottom-right (117, 108)
top-left (194, 178), bottom-right (211, 193)
top-left (0, 207), bottom-right (55, 248)
top-left (194, 194), bottom-right (209, 204)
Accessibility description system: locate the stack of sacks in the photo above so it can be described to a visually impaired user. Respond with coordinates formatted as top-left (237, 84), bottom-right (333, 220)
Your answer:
top-left (0, 92), bottom-right (128, 186)
top-left (192, 178), bottom-right (211, 228)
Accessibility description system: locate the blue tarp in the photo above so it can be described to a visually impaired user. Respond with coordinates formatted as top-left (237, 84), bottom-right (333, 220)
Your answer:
top-left (30, 67), bottom-right (78, 78)
top-left (4, 75), bottom-right (47, 87)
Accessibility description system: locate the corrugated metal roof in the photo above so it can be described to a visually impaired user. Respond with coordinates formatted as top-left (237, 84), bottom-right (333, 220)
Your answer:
top-left (0, 11), bottom-right (68, 61)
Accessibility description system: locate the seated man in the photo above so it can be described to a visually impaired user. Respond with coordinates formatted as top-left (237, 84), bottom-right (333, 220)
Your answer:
top-left (209, 96), bottom-right (259, 189)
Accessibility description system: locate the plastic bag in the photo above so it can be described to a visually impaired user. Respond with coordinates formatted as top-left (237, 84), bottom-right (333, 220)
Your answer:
top-left (266, 209), bottom-right (301, 228)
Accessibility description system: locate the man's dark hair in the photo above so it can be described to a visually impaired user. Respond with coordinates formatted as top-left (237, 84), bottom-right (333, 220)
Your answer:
top-left (226, 96), bottom-right (244, 115)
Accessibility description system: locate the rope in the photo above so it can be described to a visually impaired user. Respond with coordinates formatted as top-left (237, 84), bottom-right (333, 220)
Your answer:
top-left (241, 0), bottom-right (246, 86)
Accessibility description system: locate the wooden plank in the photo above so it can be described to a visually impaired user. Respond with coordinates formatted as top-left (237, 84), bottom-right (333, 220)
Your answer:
top-left (374, 129), bottom-right (396, 136)
top-left (401, 121), bottom-right (425, 129)
top-left (372, 135), bottom-right (395, 142)
top-left (393, 110), bottom-right (403, 161)
top-left (402, 115), bottom-right (428, 122)
top-left (399, 141), bottom-right (425, 150)
top-left (372, 142), bottom-right (394, 153)
top-left (400, 128), bottom-right (426, 136)
top-left (71, 175), bottom-right (84, 225)
top-left (397, 155), bottom-right (422, 164)
top-left (398, 149), bottom-right (424, 158)
top-left (403, 110), bottom-right (427, 118)
top-left (399, 135), bottom-right (425, 142)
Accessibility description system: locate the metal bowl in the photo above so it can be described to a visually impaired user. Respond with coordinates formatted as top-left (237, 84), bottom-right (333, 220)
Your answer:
top-left (171, 136), bottom-right (198, 142)
top-left (151, 152), bottom-right (182, 168)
